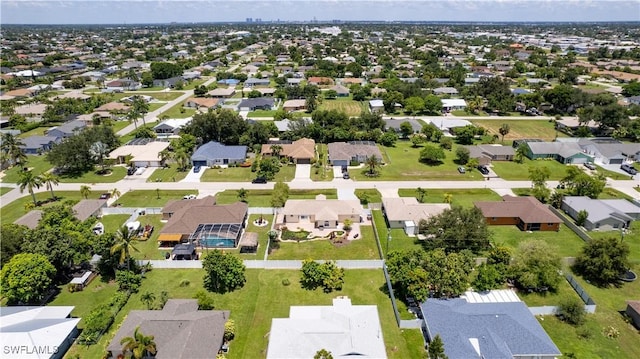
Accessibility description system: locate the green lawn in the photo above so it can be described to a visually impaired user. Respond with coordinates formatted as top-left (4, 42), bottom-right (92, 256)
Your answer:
top-left (538, 264), bottom-right (640, 359)
top-left (110, 91), bottom-right (184, 102)
top-left (490, 224), bottom-right (586, 258)
top-left (201, 165), bottom-right (296, 183)
top-left (63, 269), bottom-right (425, 359)
top-left (182, 79), bottom-right (206, 90)
top-left (99, 214), bottom-right (131, 234)
top-left (318, 98), bottom-right (367, 117)
top-left (310, 144), bottom-right (332, 181)
top-left (119, 123), bottom-right (157, 144)
top-left (398, 188), bottom-right (502, 207)
top-left (596, 165), bottom-right (635, 180)
top-left (48, 276), bottom-right (119, 329)
top-left (215, 189), bottom-right (337, 207)
top-left (598, 187), bottom-right (635, 200)
top-left (269, 225), bottom-right (379, 260)
top-left (471, 120), bottom-right (565, 142)
top-left (1, 190), bottom-right (97, 224)
top-left (110, 120), bottom-right (131, 133)
top-left (372, 210), bottom-right (423, 257)
top-left (131, 214), bottom-right (166, 260)
top-left (59, 166), bottom-right (127, 183)
top-left (1, 155), bottom-right (54, 183)
top-left (518, 276), bottom-right (582, 307)
top-left (159, 101), bottom-right (196, 119)
top-left (146, 165), bottom-right (189, 183)
top-left (355, 189), bottom-right (382, 205)
top-left (366, 141), bottom-right (485, 181)
top-left (247, 110), bottom-right (277, 117)
top-left (0, 186), bottom-right (13, 195)
top-left (491, 158), bottom-right (571, 180)
top-left (116, 190), bottom-right (198, 208)
top-left (17, 126), bottom-right (49, 138)
top-left (589, 220), bottom-right (640, 263)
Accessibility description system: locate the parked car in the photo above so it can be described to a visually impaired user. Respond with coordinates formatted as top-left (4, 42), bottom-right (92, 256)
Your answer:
top-left (193, 165), bottom-right (201, 173)
top-left (478, 165), bottom-right (489, 175)
top-left (621, 163), bottom-right (638, 175)
top-left (127, 167), bottom-right (136, 175)
top-left (99, 193), bottom-right (111, 199)
top-left (457, 166), bottom-right (466, 174)
top-left (583, 162), bottom-right (596, 170)
top-left (183, 194), bottom-right (197, 200)
top-left (252, 177), bottom-right (267, 184)
top-left (343, 172), bottom-right (350, 179)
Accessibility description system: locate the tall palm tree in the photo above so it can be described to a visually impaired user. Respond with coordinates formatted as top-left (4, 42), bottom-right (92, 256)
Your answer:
top-left (140, 291), bottom-right (156, 310)
top-left (126, 108), bottom-right (139, 130)
top-left (365, 155), bottom-right (381, 176)
top-left (237, 188), bottom-right (248, 203)
top-left (120, 326), bottom-right (157, 359)
top-left (111, 225), bottom-right (139, 271)
top-left (89, 141), bottom-right (110, 172)
top-left (1, 133), bottom-right (27, 168)
top-left (39, 172), bottom-right (60, 200)
top-left (111, 188), bottom-right (121, 205)
top-left (443, 193), bottom-right (453, 204)
top-left (80, 185), bottom-right (92, 199)
top-left (499, 123), bottom-right (510, 144)
top-left (270, 144), bottom-right (283, 158)
top-left (174, 149), bottom-right (190, 171)
top-left (132, 96), bottom-right (149, 127)
top-left (18, 169), bottom-right (43, 206)
top-left (158, 149), bottom-right (173, 168)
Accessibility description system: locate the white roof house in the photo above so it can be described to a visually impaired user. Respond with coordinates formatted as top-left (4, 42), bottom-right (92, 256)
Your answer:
top-left (441, 98), bottom-right (467, 109)
top-left (0, 306), bottom-right (80, 359)
top-left (109, 141), bottom-right (170, 167)
top-left (266, 297), bottom-right (387, 359)
top-left (382, 197), bottom-right (450, 235)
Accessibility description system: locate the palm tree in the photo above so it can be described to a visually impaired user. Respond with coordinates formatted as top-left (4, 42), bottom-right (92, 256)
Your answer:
top-left (140, 291), bottom-right (156, 310)
top-left (237, 188), bottom-right (248, 202)
top-left (80, 185), bottom-right (92, 199)
top-left (90, 141), bottom-right (110, 172)
top-left (18, 169), bottom-right (43, 206)
top-left (39, 172), bottom-right (60, 200)
top-left (1, 133), bottom-right (27, 168)
top-left (270, 144), bottom-right (283, 158)
top-left (111, 188), bottom-right (121, 205)
top-left (126, 108), bottom-right (139, 130)
top-left (416, 187), bottom-right (427, 203)
top-left (110, 225), bottom-right (139, 271)
top-left (365, 155), bottom-right (381, 176)
top-left (515, 143), bottom-right (527, 164)
top-left (120, 326), bottom-right (157, 359)
top-left (159, 149), bottom-right (173, 168)
top-left (443, 193), bottom-right (453, 204)
top-left (132, 96), bottom-right (149, 127)
top-left (499, 123), bottom-right (510, 144)
top-left (174, 149), bottom-right (190, 171)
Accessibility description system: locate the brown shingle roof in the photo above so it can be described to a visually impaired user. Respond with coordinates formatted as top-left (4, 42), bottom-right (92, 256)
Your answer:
top-left (162, 195), bottom-right (217, 216)
top-left (474, 196), bottom-right (561, 224)
top-left (261, 138), bottom-right (315, 160)
top-left (162, 201), bottom-right (248, 236)
top-left (14, 210), bottom-right (43, 229)
top-left (72, 199), bottom-right (107, 222)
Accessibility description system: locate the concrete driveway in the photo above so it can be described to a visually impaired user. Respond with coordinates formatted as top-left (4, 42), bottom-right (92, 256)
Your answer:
top-left (181, 166), bottom-right (205, 182)
top-left (293, 164), bottom-right (311, 181)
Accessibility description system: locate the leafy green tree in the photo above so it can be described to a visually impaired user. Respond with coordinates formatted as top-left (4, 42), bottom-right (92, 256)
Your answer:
top-left (150, 62), bottom-right (182, 79)
top-left (515, 142), bottom-right (528, 163)
top-left (39, 171), bottom-right (60, 200)
top-left (404, 96), bottom-right (425, 116)
top-left (473, 263), bottom-right (504, 292)
top-left (18, 169), bottom-right (43, 206)
top-left (576, 210), bottom-right (589, 227)
top-left (400, 121), bottom-right (414, 138)
top-left (380, 131), bottom-right (398, 147)
top-left (0, 253), bottom-right (55, 304)
top-left (622, 80), bottom-right (640, 97)
top-left (557, 296), bottom-right (586, 326)
top-left (1, 224), bottom-right (29, 267)
top-left (120, 326), bottom-right (157, 359)
top-left (300, 259), bottom-right (345, 293)
top-left (573, 237), bottom-right (630, 286)
top-left (487, 246), bottom-right (512, 267)
top-left (528, 166), bottom-right (550, 187)
top-left (314, 349), bottom-right (334, 359)
top-left (453, 125), bottom-right (476, 145)
top-left (0, 133), bottom-right (27, 168)
top-left (418, 206), bottom-right (490, 253)
top-left (224, 319), bottom-right (236, 342)
top-left (110, 225), bottom-right (139, 271)
top-left (257, 156), bottom-right (281, 180)
top-left (455, 146), bottom-right (470, 165)
top-left (271, 181), bottom-right (290, 208)
top-left (419, 144), bottom-right (446, 165)
top-left (193, 290), bottom-right (216, 310)
top-left (203, 250), bottom-right (246, 293)
top-left (423, 94), bottom-right (442, 115)
top-left (324, 90), bottom-right (338, 99)
top-left (410, 134), bottom-right (425, 148)
top-left (305, 96), bottom-right (317, 113)
top-left (561, 166), bottom-right (607, 198)
top-left (237, 188), bottom-right (248, 203)
top-left (509, 240), bottom-right (562, 292)
top-left (499, 124), bottom-right (510, 144)
top-left (428, 334), bottom-right (448, 359)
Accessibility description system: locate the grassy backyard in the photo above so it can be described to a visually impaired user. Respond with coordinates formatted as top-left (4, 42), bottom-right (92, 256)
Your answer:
top-left (491, 158), bottom-right (572, 180)
top-left (131, 214), bottom-right (166, 260)
top-left (366, 141), bottom-right (485, 181)
top-left (247, 110), bottom-right (278, 117)
top-left (471, 119), bottom-right (565, 143)
top-left (1, 155), bottom-right (54, 183)
top-left (215, 189), bottom-right (338, 207)
top-left (62, 269), bottom-right (425, 359)
top-left (159, 101), bottom-right (196, 119)
top-left (146, 165), bottom-right (189, 183)
top-left (116, 190), bottom-right (198, 208)
top-left (318, 98), bottom-right (367, 117)
top-left (201, 165), bottom-right (295, 183)
top-left (1, 190), bottom-right (96, 224)
top-left (99, 214), bottom-right (131, 234)
top-left (269, 225), bottom-right (380, 260)
top-left (490, 224), bottom-right (586, 258)
top-left (398, 188), bottom-right (502, 207)
top-left (372, 210), bottom-right (423, 256)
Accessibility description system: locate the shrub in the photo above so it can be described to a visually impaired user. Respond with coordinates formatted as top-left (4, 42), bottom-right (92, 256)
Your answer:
top-left (179, 279), bottom-right (190, 287)
top-left (603, 326), bottom-right (620, 339)
top-left (224, 319), bottom-right (236, 342)
top-left (281, 278), bottom-right (291, 286)
top-left (115, 270), bottom-right (142, 293)
top-left (83, 305), bottom-right (114, 336)
top-left (557, 296), bottom-right (586, 325)
top-left (193, 290), bottom-right (215, 310)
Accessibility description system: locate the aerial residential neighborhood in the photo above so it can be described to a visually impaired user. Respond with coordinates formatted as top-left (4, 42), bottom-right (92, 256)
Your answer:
top-left (0, 2), bottom-right (639, 358)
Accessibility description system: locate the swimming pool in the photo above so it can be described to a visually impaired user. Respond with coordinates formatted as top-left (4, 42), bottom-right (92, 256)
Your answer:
top-left (200, 237), bottom-right (236, 248)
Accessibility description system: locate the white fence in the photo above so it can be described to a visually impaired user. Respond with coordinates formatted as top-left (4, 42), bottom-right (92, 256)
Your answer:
top-left (529, 305), bottom-right (596, 316)
top-left (139, 259), bottom-right (384, 270)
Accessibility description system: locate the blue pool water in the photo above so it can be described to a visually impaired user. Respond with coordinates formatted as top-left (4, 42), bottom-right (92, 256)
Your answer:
top-left (200, 237), bottom-right (235, 248)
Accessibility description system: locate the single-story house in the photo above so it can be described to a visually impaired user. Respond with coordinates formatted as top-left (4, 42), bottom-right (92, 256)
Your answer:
top-left (244, 78), bottom-right (270, 87)
top-left (524, 141), bottom-right (592, 164)
top-left (153, 118), bottom-right (192, 136)
top-left (465, 144), bottom-right (515, 165)
top-left (577, 138), bottom-right (640, 164)
top-left (266, 297), bottom-right (387, 359)
top-left (433, 87), bottom-right (458, 95)
top-left (427, 118), bottom-right (472, 134)
top-left (46, 120), bottom-right (86, 138)
top-left (281, 195), bottom-right (363, 229)
top-left (369, 99), bottom-right (384, 113)
top-left (382, 197), bottom-right (450, 236)
top-left (94, 102), bottom-right (130, 113)
top-left (561, 196), bottom-right (639, 231)
top-left (184, 97), bottom-right (220, 110)
top-left (555, 117), bottom-right (599, 133)
top-left (307, 76), bottom-right (334, 86)
top-left (72, 199), bottom-right (108, 222)
top-left (105, 79), bottom-right (141, 91)
top-left (261, 138), bottom-right (315, 164)
top-left (330, 85), bottom-right (350, 97)
top-left (441, 98), bottom-right (467, 112)
top-left (626, 301), bottom-right (640, 329)
top-left (421, 290), bottom-right (561, 359)
top-left (4, 88), bottom-right (37, 98)
top-left (474, 195), bottom-right (562, 231)
top-left (207, 87), bottom-right (236, 98)
top-left (384, 118), bottom-right (422, 134)
top-left (109, 141), bottom-right (171, 167)
top-left (327, 141), bottom-right (383, 167)
top-left (287, 78), bottom-right (303, 86)
top-left (20, 135), bottom-right (61, 154)
top-left (191, 141), bottom-right (247, 167)
top-left (107, 300), bottom-right (230, 359)
top-left (255, 87), bottom-right (276, 96)
top-left (0, 306), bottom-right (80, 359)
top-left (238, 98), bottom-right (275, 111)
top-left (160, 199), bottom-right (248, 248)
top-left (14, 210), bottom-right (43, 229)
top-left (282, 99), bottom-right (307, 112)
top-left (152, 76), bottom-right (184, 89)
top-left (14, 103), bottom-right (48, 122)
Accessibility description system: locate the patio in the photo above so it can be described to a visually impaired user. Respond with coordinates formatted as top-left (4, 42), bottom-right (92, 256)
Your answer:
top-left (274, 213), bottom-right (371, 241)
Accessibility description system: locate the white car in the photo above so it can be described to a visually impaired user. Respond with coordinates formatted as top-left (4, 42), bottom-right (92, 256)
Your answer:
top-left (183, 194), bottom-right (197, 200)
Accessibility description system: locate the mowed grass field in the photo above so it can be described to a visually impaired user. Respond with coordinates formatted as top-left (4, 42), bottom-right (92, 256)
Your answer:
top-left (318, 98), bottom-right (367, 117)
top-left (471, 119), bottom-right (566, 143)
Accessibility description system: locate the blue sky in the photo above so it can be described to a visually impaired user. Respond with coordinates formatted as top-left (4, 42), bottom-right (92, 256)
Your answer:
top-left (1, 1), bottom-right (639, 24)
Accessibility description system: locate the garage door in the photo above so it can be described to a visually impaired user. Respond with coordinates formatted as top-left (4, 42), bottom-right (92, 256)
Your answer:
top-left (571, 158), bottom-right (587, 164)
top-left (297, 158), bottom-right (311, 164)
top-left (609, 158), bottom-right (624, 164)
top-left (192, 160), bottom-right (207, 167)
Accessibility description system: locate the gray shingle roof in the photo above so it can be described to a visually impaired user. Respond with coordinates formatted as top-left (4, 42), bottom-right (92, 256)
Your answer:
top-left (238, 97), bottom-right (275, 109)
top-left (562, 196), bottom-right (637, 223)
top-left (421, 298), bottom-right (561, 359)
top-left (191, 141), bottom-right (247, 162)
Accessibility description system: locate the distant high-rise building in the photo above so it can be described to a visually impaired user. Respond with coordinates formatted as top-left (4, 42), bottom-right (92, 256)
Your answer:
top-left (246, 18), bottom-right (253, 23)
top-left (255, 18), bottom-right (262, 23)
